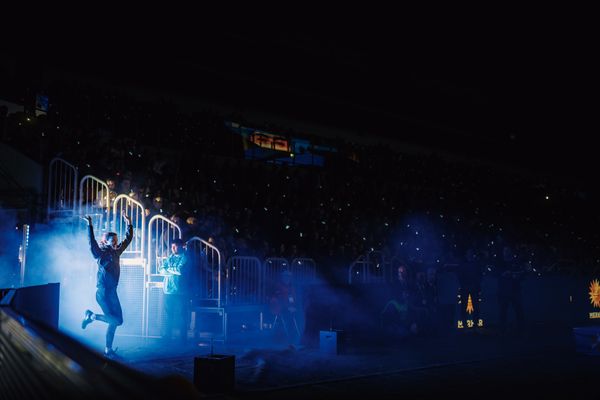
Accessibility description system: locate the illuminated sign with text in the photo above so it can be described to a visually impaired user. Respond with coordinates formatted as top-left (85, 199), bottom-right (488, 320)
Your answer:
top-left (457, 292), bottom-right (483, 329)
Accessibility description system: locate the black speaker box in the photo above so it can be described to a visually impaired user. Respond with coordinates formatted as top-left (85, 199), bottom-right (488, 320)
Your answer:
top-left (0, 283), bottom-right (59, 328)
top-left (193, 354), bottom-right (235, 393)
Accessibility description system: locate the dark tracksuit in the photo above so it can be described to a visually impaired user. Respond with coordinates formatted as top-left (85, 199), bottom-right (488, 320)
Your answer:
top-left (88, 224), bottom-right (133, 349)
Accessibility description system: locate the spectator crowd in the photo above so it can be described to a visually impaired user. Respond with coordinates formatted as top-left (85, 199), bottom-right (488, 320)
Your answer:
top-left (2, 78), bottom-right (599, 288)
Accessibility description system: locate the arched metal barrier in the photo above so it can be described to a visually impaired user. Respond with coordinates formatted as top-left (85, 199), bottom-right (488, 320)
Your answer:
top-left (47, 157), bottom-right (78, 220)
top-left (112, 194), bottom-right (146, 336)
top-left (290, 258), bottom-right (317, 285)
top-left (145, 215), bottom-right (182, 337)
top-left (186, 236), bottom-right (223, 308)
top-left (263, 257), bottom-right (290, 303)
top-left (348, 250), bottom-right (389, 284)
top-left (187, 236), bottom-right (225, 340)
top-left (112, 194), bottom-right (146, 262)
top-left (78, 174), bottom-right (110, 232)
top-left (225, 256), bottom-right (264, 306)
top-left (146, 215), bottom-right (182, 275)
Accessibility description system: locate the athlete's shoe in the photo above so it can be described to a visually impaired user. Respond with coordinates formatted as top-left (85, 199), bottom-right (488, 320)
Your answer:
top-left (81, 310), bottom-right (94, 329)
top-left (104, 347), bottom-right (120, 360)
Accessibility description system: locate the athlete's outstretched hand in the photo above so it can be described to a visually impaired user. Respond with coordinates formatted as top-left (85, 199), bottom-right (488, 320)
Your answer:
top-left (123, 214), bottom-right (132, 225)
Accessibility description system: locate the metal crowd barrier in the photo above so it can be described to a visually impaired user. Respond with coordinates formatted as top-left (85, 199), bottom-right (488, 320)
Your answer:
top-left (348, 250), bottom-right (389, 284)
top-left (47, 157), bottom-right (78, 220)
top-left (187, 237), bottom-right (225, 341)
top-left (187, 236), bottom-right (223, 308)
top-left (225, 256), bottom-right (264, 306)
top-left (144, 215), bottom-right (182, 337)
top-left (290, 258), bottom-right (317, 285)
top-left (112, 194), bottom-right (145, 263)
top-left (146, 215), bottom-right (182, 275)
top-left (263, 257), bottom-right (290, 302)
top-left (79, 174), bottom-right (110, 232)
top-left (112, 195), bottom-right (146, 337)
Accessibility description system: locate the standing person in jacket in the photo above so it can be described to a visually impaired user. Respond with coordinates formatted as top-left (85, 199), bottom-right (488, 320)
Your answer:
top-left (160, 238), bottom-right (189, 344)
top-left (81, 214), bottom-right (133, 358)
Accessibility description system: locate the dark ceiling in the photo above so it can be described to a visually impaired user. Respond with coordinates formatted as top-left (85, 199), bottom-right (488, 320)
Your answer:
top-left (7, 23), bottom-right (597, 179)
